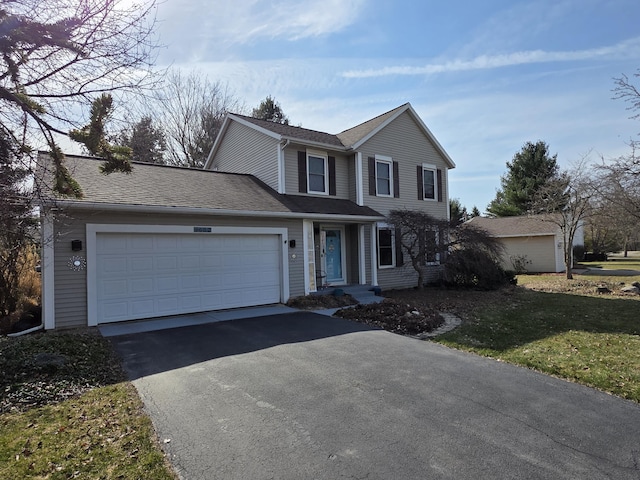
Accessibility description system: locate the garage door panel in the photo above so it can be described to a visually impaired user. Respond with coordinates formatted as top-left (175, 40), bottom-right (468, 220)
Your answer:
top-left (102, 279), bottom-right (128, 296)
top-left (155, 256), bottom-right (178, 271)
top-left (181, 255), bottom-right (201, 269)
top-left (96, 232), bottom-right (283, 324)
top-left (130, 257), bottom-right (153, 272)
top-left (156, 276), bottom-right (179, 291)
top-left (131, 236), bottom-right (155, 250)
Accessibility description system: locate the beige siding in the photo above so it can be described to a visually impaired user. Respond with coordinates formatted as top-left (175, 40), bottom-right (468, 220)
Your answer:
top-left (284, 143), bottom-right (351, 199)
top-left (360, 111), bottom-right (451, 289)
top-left (212, 121), bottom-right (280, 190)
top-left (360, 111), bottom-right (449, 218)
top-left (377, 264), bottom-right (442, 290)
top-left (498, 236), bottom-right (559, 273)
top-left (52, 209), bottom-right (304, 329)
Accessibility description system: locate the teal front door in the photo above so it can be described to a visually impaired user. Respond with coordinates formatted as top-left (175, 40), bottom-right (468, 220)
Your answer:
top-left (323, 228), bottom-right (344, 284)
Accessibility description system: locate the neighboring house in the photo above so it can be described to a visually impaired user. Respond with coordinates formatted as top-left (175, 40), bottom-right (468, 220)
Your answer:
top-left (467, 215), bottom-right (585, 273)
top-left (38, 103), bottom-right (455, 330)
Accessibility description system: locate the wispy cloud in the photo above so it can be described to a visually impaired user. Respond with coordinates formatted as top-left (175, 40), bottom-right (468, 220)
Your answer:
top-left (198, 0), bottom-right (366, 44)
top-left (341, 37), bottom-right (640, 78)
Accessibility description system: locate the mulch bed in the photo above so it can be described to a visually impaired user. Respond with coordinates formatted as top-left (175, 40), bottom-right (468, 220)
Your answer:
top-left (335, 298), bottom-right (444, 336)
top-left (286, 293), bottom-right (359, 310)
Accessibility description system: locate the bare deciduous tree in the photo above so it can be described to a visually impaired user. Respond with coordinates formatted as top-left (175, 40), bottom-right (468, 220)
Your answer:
top-left (533, 161), bottom-right (593, 279)
top-left (1, 0), bottom-right (160, 196)
top-left (150, 70), bottom-right (243, 168)
top-left (387, 209), bottom-right (505, 289)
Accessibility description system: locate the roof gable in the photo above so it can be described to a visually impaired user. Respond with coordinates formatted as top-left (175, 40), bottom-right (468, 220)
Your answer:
top-left (338, 103), bottom-right (455, 168)
top-left (206, 103), bottom-right (455, 169)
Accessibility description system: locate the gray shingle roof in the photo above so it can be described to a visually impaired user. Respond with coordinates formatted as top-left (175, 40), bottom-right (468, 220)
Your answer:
top-left (232, 114), bottom-right (345, 148)
top-left (467, 215), bottom-right (560, 237)
top-left (38, 154), bottom-right (383, 219)
top-left (281, 195), bottom-right (381, 217)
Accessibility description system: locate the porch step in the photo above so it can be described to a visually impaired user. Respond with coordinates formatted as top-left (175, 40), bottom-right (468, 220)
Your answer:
top-left (314, 284), bottom-right (384, 305)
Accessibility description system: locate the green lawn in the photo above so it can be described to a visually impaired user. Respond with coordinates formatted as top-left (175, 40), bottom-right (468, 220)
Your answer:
top-left (580, 252), bottom-right (640, 271)
top-left (436, 284), bottom-right (640, 402)
top-left (0, 333), bottom-right (176, 479)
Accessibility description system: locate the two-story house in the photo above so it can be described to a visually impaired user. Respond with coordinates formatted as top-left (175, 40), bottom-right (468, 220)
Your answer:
top-left (38, 103), bottom-right (455, 330)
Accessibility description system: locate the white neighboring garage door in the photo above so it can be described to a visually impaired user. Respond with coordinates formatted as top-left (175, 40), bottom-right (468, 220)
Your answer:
top-left (95, 232), bottom-right (282, 324)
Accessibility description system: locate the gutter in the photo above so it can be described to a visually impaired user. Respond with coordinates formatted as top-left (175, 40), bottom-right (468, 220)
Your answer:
top-left (45, 200), bottom-right (385, 223)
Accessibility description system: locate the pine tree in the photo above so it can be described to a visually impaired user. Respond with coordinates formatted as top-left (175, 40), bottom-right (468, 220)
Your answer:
top-left (252, 96), bottom-right (289, 124)
top-left (487, 141), bottom-right (559, 217)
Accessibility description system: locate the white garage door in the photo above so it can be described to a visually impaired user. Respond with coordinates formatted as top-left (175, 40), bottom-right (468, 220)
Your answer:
top-left (96, 233), bottom-right (282, 324)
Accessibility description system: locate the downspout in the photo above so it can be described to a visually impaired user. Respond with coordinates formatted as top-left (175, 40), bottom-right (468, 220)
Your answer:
top-left (8, 323), bottom-right (44, 337)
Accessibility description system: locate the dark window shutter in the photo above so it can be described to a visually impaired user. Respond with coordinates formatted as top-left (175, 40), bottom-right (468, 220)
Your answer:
top-left (417, 165), bottom-right (423, 200)
top-left (393, 161), bottom-right (400, 198)
top-left (328, 156), bottom-right (336, 196)
top-left (437, 169), bottom-right (443, 202)
top-left (395, 228), bottom-right (403, 267)
top-left (298, 151), bottom-right (307, 193)
top-left (368, 157), bottom-right (376, 195)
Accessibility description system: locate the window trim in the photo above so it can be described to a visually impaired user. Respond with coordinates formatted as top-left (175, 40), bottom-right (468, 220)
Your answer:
top-left (307, 150), bottom-right (329, 195)
top-left (377, 223), bottom-right (395, 269)
top-left (422, 163), bottom-right (437, 201)
top-left (375, 155), bottom-right (393, 197)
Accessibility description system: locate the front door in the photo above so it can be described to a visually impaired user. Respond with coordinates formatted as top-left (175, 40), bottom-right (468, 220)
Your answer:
top-left (322, 227), bottom-right (345, 284)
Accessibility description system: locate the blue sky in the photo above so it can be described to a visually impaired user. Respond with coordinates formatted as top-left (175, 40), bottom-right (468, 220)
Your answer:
top-left (153, 0), bottom-right (640, 212)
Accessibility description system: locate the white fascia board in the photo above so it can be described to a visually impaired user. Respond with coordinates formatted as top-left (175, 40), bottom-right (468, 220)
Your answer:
top-left (350, 105), bottom-right (409, 151)
top-left (53, 201), bottom-right (384, 223)
top-left (351, 104), bottom-right (456, 169)
top-left (405, 104), bottom-right (456, 169)
top-left (230, 114), bottom-right (282, 140)
top-left (203, 115), bottom-right (231, 170)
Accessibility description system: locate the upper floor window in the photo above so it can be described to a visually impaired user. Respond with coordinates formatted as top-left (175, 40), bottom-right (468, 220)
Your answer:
top-left (368, 155), bottom-right (399, 198)
top-left (307, 152), bottom-right (328, 194)
top-left (376, 156), bottom-right (393, 197)
top-left (422, 164), bottom-right (437, 200)
top-left (298, 150), bottom-right (336, 196)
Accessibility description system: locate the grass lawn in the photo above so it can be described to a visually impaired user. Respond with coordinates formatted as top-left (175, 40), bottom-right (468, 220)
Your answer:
top-left (580, 251), bottom-right (640, 271)
top-left (0, 333), bottom-right (176, 479)
top-left (435, 275), bottom-right (640, 402)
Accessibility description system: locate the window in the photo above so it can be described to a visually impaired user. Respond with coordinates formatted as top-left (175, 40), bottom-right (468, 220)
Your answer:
top-left (378, 226), bottom-right (395, 268)
top-left (376, 157), bottom-right (392, 196)
top-left (307, 153), bottom-right (327, 194)
top-left (422, 165), bottom-right (437, 200)
top-left (424, 228), bottom-right (440, 265)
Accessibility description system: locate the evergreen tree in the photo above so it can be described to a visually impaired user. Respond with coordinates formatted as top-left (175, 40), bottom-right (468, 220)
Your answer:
top-left (252, 96), bottom-right (289, 124)
top-left (487, 141), bottom-right (559, 217)
top-left (449, 198), bottom-right (468, 224)
top-left (0, 0), bottom-right (158, 196)
top-left (120, 116), bottom-right (166, 164)
top-left (69, 94), bottom-right (132, 174)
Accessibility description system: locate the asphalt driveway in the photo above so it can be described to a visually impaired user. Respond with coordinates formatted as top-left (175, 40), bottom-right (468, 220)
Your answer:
top-left (110, 312), bottom-right (640, 480)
